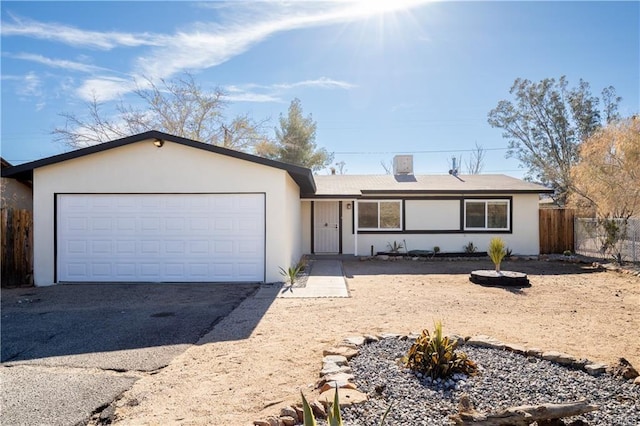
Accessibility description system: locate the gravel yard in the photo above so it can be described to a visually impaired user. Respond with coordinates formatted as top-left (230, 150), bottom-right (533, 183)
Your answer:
top-left (110, 259), bottom-right (640, 425)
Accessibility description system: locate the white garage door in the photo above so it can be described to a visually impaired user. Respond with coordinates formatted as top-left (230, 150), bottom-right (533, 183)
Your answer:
top-left (57, 194), bottom-right (265, 282)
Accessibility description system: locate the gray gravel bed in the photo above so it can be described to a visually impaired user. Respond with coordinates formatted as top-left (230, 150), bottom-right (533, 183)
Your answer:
top-left (339, 338), bottom-right (640, 425)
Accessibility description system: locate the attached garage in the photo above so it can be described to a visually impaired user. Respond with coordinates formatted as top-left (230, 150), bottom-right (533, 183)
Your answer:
top-left (2, 131), bottom-right (314, 286)
top-left (57, 193), bottom-right (265, 282)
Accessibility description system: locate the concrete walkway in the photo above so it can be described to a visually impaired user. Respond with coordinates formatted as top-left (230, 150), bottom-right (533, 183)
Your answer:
top-left (277, 260), bottom-right (349, 298)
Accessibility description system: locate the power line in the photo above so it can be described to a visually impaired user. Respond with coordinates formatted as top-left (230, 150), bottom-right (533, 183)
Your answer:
top-left (333, 147), bottom-right (508, 155)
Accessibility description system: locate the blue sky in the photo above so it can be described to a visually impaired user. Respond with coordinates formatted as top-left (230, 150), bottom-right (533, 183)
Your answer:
top-left (1, 1), bottom-right (638, 177)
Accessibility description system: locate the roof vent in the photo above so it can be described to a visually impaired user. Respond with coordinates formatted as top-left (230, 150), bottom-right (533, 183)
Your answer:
top-left (393, 155), bottom-right (413, 175)
top-left (448, 156), bottom-right (459, 177)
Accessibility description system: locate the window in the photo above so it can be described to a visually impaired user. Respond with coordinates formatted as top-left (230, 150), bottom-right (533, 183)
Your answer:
top-left (357, 201), bottom-right (402, 230)
top-left (464, 200), bottom-right (509, 230)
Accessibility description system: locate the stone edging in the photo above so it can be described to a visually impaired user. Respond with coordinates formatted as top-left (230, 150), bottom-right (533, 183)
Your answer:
top-left (254, 333), bottom-right (639, 426)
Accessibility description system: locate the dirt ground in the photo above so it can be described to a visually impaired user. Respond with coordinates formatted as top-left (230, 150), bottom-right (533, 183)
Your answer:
top-left (111, 259), bottom-right (640, 425)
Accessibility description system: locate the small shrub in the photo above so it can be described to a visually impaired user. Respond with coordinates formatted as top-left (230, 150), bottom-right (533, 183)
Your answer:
top-left (563, 250), bottom-right (572, 257)
top-left (505, 247), bottom-right (513, 258)
top-left (487, 237), bottom-right (507, 272)
top-left (279, 264), bottom-right (303, 286)
top-left (403, 321), bottom-right (477, 380)
top-left (433, 246), bottom-right (441, 254)
top-left (463, 241), bottom-right (477, 253)
top-left (387, 241), bottom-right (404, 254)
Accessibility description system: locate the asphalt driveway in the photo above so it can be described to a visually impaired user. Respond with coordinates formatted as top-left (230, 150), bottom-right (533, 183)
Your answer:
top-left (1, 283), bottom-right (262, 425)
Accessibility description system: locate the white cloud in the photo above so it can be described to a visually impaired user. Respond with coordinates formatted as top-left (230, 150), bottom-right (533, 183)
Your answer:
top-left (1, 14), bottom-right (166, 50)
top-left (76, 76), bottom-right (136, 102)
top-left (10, 53), bottom-right (108, 73)
top-left (2, 1), bottom-right (428, 101)
top-left (223, 77), bottom-right (355, 103)
top-left (18, 72), bottom-right (42, 97)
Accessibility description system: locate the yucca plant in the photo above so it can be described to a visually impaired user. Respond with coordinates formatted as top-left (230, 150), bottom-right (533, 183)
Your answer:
top-left (280, 264), bottom-right (303, 286)
top-left (487, 237), bottom-right (507, 272)
top-left (403, 321), bottom-right (477, 380)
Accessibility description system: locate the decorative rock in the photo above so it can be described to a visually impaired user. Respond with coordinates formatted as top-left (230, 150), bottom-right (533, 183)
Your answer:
top-left (320, 379), bottom-right (358, 392)
top-left (542, 351), bottom-right (577, 365)
top-left (504, 343), bottom-right (527, 354)
top-left (322, 355), bottom-right (348, 366)
top-left (526, 347), bottom-right (544, 357)
top-left (467, 335), bottom-right (506, 350)
top-left (253, 421), bottom-right (270, 426)
top-left (265, 416), bottom-right (280, 426)
top-left (609, 357), bottom-right (639, 380)
top-left (319, 388), bottom-right (368, 407)
top-left (584, 363), bottom-right (608, 376)
top-left (447, 334), bottom-right (466, 347)
top-left (279, 406), bottom-right (298, 421)
top-left (343, 336), bottom-right (366, 346)
top-left (364, 334), bottom-right (380, 343)
top-left (310, 400), bottom-right (326, 419)
top-left (634, 377), bottom-right (640, 386)
top-left (323, 346), bottom-right (359, 360)
top-left (321, 371), bottom-right (355, 384)
top-left (293, 405), bottom-right (304, 422)
top-left (279, 416), bottom-right (296, 426)
top-left (320, 363), bottom-right (352, 376)
top-left (379, 333), bottom-right (403, 340)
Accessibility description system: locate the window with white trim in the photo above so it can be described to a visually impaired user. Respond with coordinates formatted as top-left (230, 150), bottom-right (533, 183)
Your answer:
top-left (464, 199), bottom-right (510, 230)
top-left (357, 200), bottom-right (402, 231)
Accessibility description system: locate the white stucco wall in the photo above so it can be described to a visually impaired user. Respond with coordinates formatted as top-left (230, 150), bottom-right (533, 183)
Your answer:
top-left (405, 200), bottom-right (459, 231)
top-left (344, 194), bottom-right (541, 256)
top-left (33, 139), bottom-right (300, 285)
top-left (301, 201), bottom-right (312, 254)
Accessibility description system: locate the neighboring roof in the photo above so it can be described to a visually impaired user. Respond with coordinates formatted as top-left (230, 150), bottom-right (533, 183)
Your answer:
top-left (1, 131), bottom-right (316, 194)
top-left (304, 174), bottom-right (553, 197)
top-left (1, 157), bottom-right (12, 169)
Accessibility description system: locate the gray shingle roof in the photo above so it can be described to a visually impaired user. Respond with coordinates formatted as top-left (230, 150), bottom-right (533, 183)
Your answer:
top-left (305, 174), bottom-right (552, 197)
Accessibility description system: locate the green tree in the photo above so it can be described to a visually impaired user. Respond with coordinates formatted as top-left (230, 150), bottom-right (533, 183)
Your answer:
top-left (53, 73), bottom-right (270, 152)
top-left (257, 98), bottom-right (333, 171)
top-left (488, 76), bottom-right (620, 205)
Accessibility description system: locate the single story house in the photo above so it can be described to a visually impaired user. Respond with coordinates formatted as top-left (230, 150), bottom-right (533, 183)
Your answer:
top-left (2, 131), bottom-right (552, 286)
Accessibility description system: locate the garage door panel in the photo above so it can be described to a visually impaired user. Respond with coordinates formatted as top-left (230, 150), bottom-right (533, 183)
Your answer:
top-left (57, 194), bottom-right (265, 282)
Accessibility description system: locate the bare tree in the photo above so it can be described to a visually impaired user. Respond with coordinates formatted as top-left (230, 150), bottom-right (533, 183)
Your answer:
top-left (334, 161), bottom-right (347, 174)
top-left (53, 73), bottom-right (270, 152)
top-left (569, 116), bottom-right (640, 219)
top-left (465, 142), bottom-right (486, 174)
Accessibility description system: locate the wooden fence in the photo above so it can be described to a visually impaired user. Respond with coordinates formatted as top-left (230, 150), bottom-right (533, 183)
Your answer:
top-left (1, 208), bottom-right (33, 287)
top-left (539, 208), bottom-right (575, 254)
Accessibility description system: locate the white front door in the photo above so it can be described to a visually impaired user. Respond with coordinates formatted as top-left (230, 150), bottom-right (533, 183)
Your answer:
top-left (57, 193), bottom-right (265, 282)
top-left (314, 201), bottom-right (340, 253)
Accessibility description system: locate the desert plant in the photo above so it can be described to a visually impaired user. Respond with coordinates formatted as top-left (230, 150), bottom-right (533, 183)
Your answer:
top-left (403, 321), bottom-right (477, 380)
top-left (505, 247), bottom-right (513, 258)
top-left (488, 237), bottom-right (507, 272)
top-left (563, 250), bottom-right (572, 257)
top-left (301, 386), bottom-right (391, 426)
top-left (463, 241), bottom-right (477, 253)
top-left (433, 246), bottom-right (441, 254)
top-left (387, 241), bottom-right (404, 254)
top-left (279, 264), bottom-right (303, 286)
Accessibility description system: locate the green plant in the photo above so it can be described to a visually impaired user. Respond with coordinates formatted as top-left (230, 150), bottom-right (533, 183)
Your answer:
top-left (563, 250), bottom-right (572, 256)
top-left (463, 241), bottom-right (477, 253)
top-left (487, 237), bottom-right (507, 272)
top-left (279, 264), bottom-right (303, 286)
top-left (505, 247), bottom-right (513, 258)
top-left (403, 321), bottom-right (477, 380)
top-left (387, 241), bottom-right (404, 254)
top-left (301, 386), bottom-right (392, 426)
top-left (433, 246), bottom-right (441, 254)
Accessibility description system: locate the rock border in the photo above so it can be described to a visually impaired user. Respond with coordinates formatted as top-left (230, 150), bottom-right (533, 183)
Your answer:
top-left (254, 333), bottom-right (639, 426)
